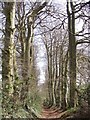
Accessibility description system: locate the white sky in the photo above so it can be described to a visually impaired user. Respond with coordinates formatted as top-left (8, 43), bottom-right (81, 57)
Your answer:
top-left (0, 0), bottom-right (89, 3)
top-left (38, 70), bottom-right (45, 84)
top-left (26, 0), bottom-right (89, 3)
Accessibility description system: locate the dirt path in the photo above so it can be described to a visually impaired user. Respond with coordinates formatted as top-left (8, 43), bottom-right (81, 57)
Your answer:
top-left (39, 105), bottom-right (90, 119)
top-left (40, 107), bottom-right (64, 119)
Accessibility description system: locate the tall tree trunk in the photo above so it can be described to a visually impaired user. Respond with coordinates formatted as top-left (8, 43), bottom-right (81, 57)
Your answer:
top-left (49, 36), bottom-right (54, 106)
top-left (52, 44), bottom-right (56, 105)
top-left (87, 3), bottom-right (90, 107)
top-left (57, 46), bottom-right (61, 107)
top-left (60, 45), bottom-right (64, 109)
top-left (54, 43), bottom-right (59, 107)
top-left (17, 2), bottom-right (26, 78)
top-left (2, 1), bottom-right (16, 117)
top-left (63, 51), bottom-right (68, 109)
top-left (67, 1), bottom-right (76, 108)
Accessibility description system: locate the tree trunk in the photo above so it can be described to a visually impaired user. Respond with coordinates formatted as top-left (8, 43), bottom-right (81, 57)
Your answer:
top-left (63, 51), bottom-right (68, 109)
top-left (49, 36), bottom-right (54, 106)
top-left (67, 1), bottom-right (76, 108)
top-left (2, 1), bottom-right (16, 117)
top-left (54, 43), bottom-right (59, 107)
top-left (60, 46), bottom-right (64, 109)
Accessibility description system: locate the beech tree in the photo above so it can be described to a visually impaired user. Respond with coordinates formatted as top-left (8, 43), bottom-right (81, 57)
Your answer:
top-left (67, 1), bottom-right (76, 108)
top-left (2, 1), bottom-right (16, 117)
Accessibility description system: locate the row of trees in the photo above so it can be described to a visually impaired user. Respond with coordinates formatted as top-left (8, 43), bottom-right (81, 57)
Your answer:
top-left (1, 0), bottom-right (49, 118)
top-left (0, 0), bottom-right (90, 118)
top-left (41, 0), bottom-right (90, 109)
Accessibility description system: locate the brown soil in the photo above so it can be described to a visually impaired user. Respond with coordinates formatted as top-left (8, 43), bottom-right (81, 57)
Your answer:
top-left (40, 105), bottom-right (90, 119)
top-left (40, 107), bottom-right (65, 119)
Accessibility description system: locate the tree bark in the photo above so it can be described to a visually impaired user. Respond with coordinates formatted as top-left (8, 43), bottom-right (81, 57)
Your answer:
top-left (2, 1), bottom-right (16, 117)
top-left (67, 1), bottom-right (76, 108)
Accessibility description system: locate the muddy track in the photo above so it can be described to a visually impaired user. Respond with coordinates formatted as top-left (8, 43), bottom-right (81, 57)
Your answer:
top-left (40, 107), bottom-right (64, 119)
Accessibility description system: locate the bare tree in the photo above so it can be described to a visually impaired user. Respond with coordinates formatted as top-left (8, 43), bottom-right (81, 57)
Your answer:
top-left (2, 1), bottom-right (16, 117)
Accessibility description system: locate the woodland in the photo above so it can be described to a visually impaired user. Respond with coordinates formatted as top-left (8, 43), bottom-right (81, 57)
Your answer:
top-left (0, 0), bottom-right (90, 119)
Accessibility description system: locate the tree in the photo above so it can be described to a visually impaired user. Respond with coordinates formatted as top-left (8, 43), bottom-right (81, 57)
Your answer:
top-left (2, 1), bottom-right (16, 117)
top-left (67, 1), bottom-right (76, 108)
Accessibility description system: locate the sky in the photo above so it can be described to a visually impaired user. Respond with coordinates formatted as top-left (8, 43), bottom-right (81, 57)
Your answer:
top-left (0, 0), bottom-right (89, 3)
top-left (27, 0), bottom-right (89, 3)
top-left (34, 34), bottom-right (47, 85)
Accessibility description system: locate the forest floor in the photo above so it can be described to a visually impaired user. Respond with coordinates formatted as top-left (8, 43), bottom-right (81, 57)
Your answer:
top-left (41, 106), bottom-right (65, 119)
top-left (40, 105), bottom-right (90, 120)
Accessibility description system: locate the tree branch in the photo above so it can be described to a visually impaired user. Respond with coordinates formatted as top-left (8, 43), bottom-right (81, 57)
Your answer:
top-left (76, 40), bottom-right (90, 46)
